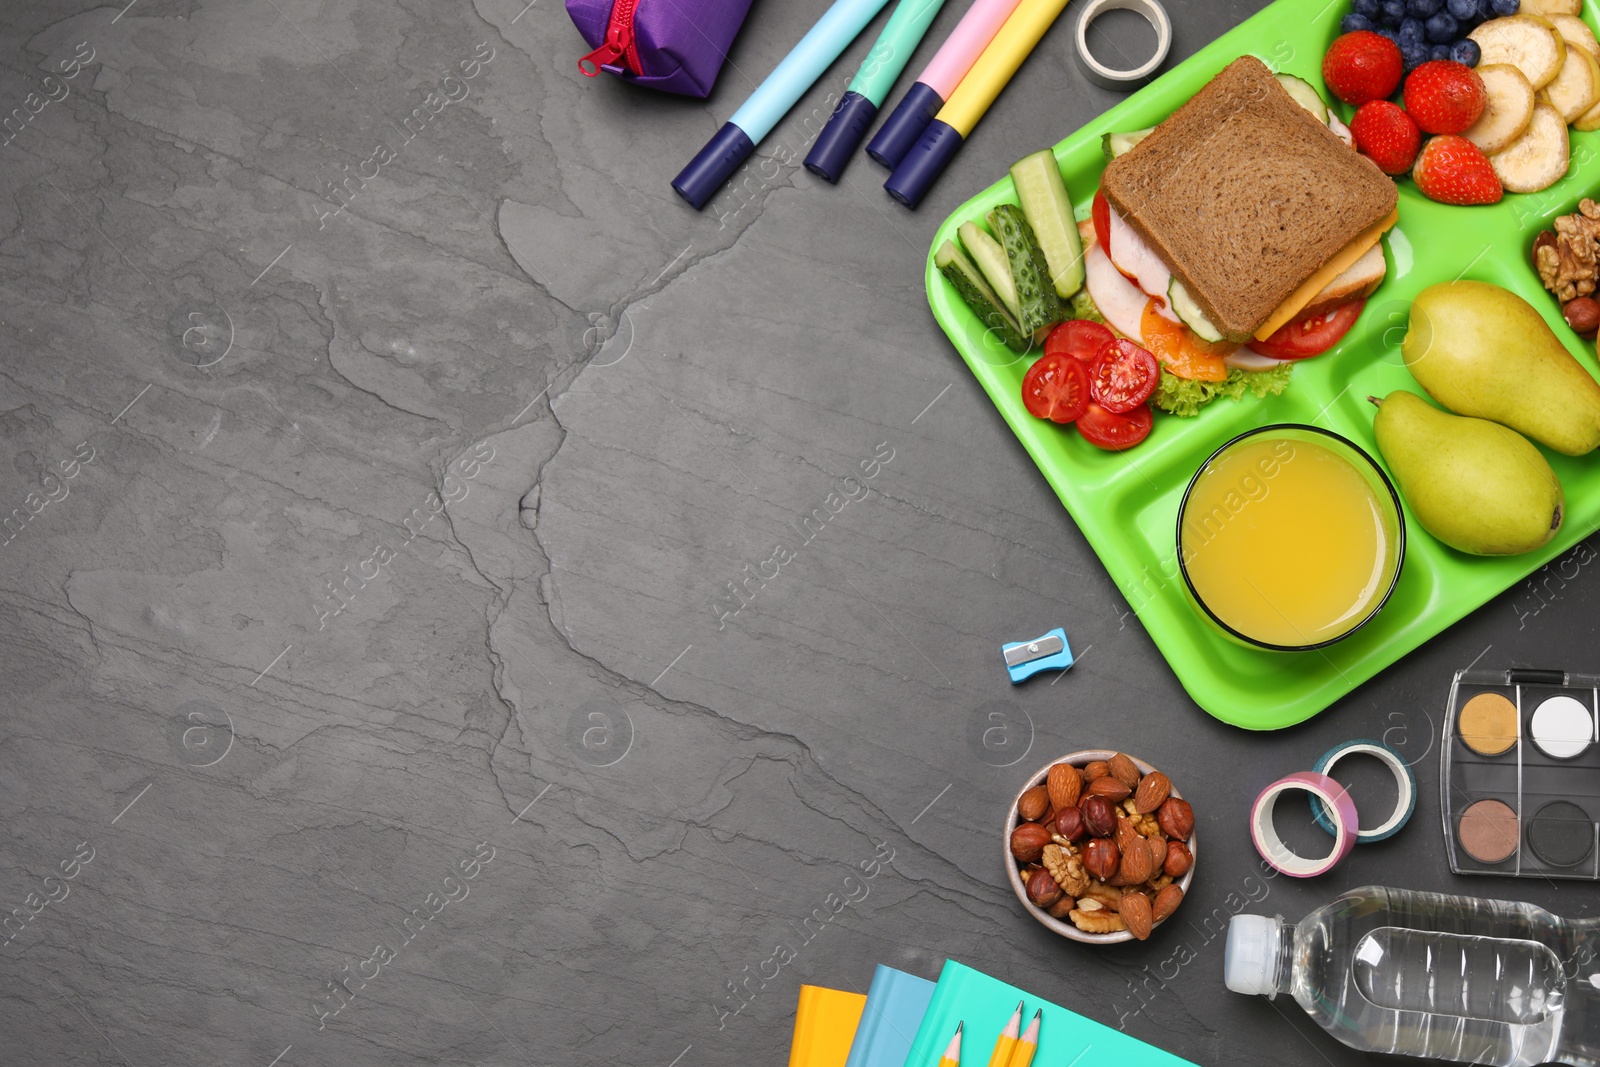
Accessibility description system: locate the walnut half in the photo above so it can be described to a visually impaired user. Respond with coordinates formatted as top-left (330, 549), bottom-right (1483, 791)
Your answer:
top-left (1537, 199), bottom-right (1600, 303)
top-left (1041, 843), bottom-right (1089, 898)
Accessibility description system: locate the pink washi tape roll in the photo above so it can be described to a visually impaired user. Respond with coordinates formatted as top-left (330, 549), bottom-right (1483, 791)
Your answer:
top-left (1250, 771), bottom-right (1358, 878)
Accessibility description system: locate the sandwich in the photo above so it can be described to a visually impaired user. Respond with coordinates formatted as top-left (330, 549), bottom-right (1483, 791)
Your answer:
top-left (1085, 55), bottom-right (1398, 405)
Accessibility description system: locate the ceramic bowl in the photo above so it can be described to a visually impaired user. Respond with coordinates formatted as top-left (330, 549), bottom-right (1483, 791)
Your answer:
top-left (1003, 750), bottom-right (1197, 944)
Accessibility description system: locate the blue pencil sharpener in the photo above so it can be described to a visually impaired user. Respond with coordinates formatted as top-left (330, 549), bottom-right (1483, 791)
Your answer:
top-left (1002, 628), bottom-right (1073, 684)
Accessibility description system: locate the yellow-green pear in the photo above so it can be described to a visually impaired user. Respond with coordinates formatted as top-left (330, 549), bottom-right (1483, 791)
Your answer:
top-left (1372, 391), bottom-right (1563, 556)
top-left (1402, 280), bottom-right (1600, 456)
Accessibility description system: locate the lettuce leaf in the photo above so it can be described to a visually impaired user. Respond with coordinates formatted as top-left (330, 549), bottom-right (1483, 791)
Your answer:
top-left (1152, 363), bottom-right (1294, 418)
top-left (1068, 289), bottom-right (1104, 325)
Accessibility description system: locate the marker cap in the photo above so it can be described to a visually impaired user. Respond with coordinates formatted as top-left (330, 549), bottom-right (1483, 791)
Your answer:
top-left (883, 118), bottom-right (963, 209)
top-left (865, 81), bottom-right (944, 169)
top-left (804, 92), bottom-right (879, 183)
top-left (672, 122), bottom-right (755, 210)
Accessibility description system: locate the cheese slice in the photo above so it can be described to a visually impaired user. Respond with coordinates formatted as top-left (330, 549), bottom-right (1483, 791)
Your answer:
top-left (1253, 208), bottom-right (1400, 341)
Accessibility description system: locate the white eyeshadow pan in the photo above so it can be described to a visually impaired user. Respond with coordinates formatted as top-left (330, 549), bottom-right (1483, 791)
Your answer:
top-left (1530, 695), bottom-right (1595, 759)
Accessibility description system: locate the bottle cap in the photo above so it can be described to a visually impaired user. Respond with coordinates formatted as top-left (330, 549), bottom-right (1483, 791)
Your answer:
top-left (883, 120), bottom-right (964, 210)
top-left (1224, 914), bottom-right (1283, 997)
top-left (672, 122), bottom-right (756, 210)
top-left (865, 82), bottom-right (945, 169)
top-left (804, 92), bottom-right (879, 184)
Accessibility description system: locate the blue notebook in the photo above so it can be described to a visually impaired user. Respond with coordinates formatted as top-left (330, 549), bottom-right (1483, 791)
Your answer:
top-left (903, 960), bottom-right (1198, 1067)
top-left (843, 965), bottom-right (937, 1067)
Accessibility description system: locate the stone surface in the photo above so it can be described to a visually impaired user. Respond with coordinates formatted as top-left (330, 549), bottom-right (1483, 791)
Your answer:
top-left (2, 1), bottom-right (1598, 1065)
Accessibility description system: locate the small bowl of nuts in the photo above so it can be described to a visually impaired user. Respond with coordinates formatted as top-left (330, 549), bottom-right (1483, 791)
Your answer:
top-left (1004, 750), bottom-right (1196, 944)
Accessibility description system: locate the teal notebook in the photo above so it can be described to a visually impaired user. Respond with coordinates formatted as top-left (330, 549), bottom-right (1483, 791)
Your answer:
top-left (903, 960), bottom-right (1198, 1067)
top-left (842, 965), bottom-right (937, 1067)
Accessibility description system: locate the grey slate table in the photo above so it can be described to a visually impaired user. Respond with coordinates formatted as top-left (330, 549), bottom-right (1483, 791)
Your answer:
top-left (2, 1), bottom-right (1595, 1064)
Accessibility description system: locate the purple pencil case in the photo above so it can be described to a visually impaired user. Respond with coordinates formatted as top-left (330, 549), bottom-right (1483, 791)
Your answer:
top-left (569, 0), bottom-right (753, 98)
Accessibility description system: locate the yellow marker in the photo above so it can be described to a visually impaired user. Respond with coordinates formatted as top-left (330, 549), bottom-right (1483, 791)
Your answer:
top-left (938, 0), bottom-right (1071, 136)
top-left (987, 1001), bottom-right (1024, 1067)
top-left (1007, 1009), bottom-right (1040, 1067)
top-left (938, 1021), bottom-right (963, 1067)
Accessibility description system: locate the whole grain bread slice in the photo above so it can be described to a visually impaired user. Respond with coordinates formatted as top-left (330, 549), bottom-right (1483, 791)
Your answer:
top-left (1099, 56), bottom-right (1397, 342)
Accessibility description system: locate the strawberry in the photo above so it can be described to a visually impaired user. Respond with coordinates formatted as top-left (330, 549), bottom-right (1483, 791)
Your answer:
top-left (1322, 31), bottom-right (1403, 106)
top-left (1350, 100), bottom-right (1421, 174)
top-left (1412, 135), bottom-right (1503, 205)
top-left (1403, 60), bottom-right (1486, 134)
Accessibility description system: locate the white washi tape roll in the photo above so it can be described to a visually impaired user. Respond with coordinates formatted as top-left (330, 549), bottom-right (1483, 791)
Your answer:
top-left (1310, 738), bottom-right (1416, 843)
top-left (1074, 0), bottom-right (1172, 90)
top-left (1251, 771), bottom-right (1358, 878)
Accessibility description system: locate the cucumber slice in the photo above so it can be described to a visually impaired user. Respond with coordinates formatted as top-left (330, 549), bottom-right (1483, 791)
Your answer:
top-left (1276, 73), bottom-right (1328, 123)
top-left (1167, 277), bottom-right (1225, 343)
top-left (1101, 127), bottom-right (1155, 159)
top-left (958, 221), bottom-right (1020, 320)
top-left (1009, 150), bottom-right (1085, 300)
top-left (986, 204), bottom-right (1062, 336)
top-left (935, 240), bottom-right (1029, 352)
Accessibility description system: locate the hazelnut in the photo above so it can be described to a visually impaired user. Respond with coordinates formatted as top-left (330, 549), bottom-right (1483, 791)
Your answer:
top-left (1017, 786), bottom-right (1049, 822)
top-left (1083, 760), bottom-right (1111, 782)
top-left (1564, 296), bottom-right (1600, 338)
top-left (1084, 776), bottom-right (1132, 802)
top-left (1047, 894), bottom-right (1076, 919)
top-left (1157, 797), bottom-right (1195, 840)
top-left (1052, 804), bottom-right (1086, 842)
top-left (1081, 795), bottom-right (1117, 838)
top-left (1164, 840), bottom-right (1193, 878)
top-left (1107, 753), bottom-right (1141, 791)
top-left (1010, 822), bottom-right (1052, 863)
top-left (1046, 762), bottom-right (1082, 810)
top-left (1026, 867), bottom-right (1063, 908)
top-left (1083, 838), bottom-right (1120, 882)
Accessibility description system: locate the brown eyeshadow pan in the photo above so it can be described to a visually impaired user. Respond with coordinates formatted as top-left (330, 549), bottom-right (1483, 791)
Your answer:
top-left (1459, 692), bottom-right (1518, 756)
top-left (1458, 799), bottom-right (1520, 864)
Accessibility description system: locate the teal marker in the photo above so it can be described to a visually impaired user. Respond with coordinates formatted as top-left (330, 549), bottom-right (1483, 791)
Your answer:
top-left (805, 0), bottom-right (949, 183)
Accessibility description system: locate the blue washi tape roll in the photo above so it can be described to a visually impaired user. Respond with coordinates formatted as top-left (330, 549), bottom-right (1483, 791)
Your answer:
top-left (1309, 738), bottom-right (1416, 843)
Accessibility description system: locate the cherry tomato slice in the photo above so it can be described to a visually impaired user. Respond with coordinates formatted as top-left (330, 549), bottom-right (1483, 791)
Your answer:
top-left (1077, 402), bottom-right (1153, 451)
top-left (1044, 319), bottom-right (1116, 363)
top-left (1089, 338), bottom-right (1160, 413)
top-left (1021, 353), bottom-right (1090, 424)
top-left (1248, 300), bottom-right (1365, 360)
top-left (1092, 190), bottom-right (1111, 252)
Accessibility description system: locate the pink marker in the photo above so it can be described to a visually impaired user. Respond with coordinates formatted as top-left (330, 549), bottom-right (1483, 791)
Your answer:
top-left (865, 0), bottom-right (1025, 169)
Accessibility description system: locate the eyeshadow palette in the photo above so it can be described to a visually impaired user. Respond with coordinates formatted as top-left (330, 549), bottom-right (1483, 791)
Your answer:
top-left (1442, 668), bottom-right (1600, 881)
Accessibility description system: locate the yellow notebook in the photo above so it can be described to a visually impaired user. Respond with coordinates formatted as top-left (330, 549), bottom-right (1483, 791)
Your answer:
top-left (789, 985), bottom-right (869, 1067)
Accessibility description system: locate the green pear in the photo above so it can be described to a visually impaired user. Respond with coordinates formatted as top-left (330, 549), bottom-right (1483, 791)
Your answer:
top-left (1372, 391), bottom-right (1563, 556)
top-left (1403, 280), bottom-right (1600, 456)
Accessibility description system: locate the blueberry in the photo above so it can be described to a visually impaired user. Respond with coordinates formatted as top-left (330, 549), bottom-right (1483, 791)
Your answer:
top-left (1451, 37), bottom-right (1481, 64)
top-left (1381, 0), bottom-right (1408, 25)
top-left (1399, 15), bottom-right (1424, 37)
top-left (1406, 0), bottom-right (1443, 15)
top-left (1355, 0), bottom-right (1382, 14)
top-left (1425, 11), bottom-right (1459, 39)
top-left (1401, 39), bottom-right (1431, 69)
top-left (1490, 0), bottom-right (1518, 14)
top-left (1341, 11), bottom-right (1378, 30)
top-left (1447, 0), bottom-right (1477, 18)
top-left (1429, 42), bottom-right (1453, 60)
top-left (1474, 0), bottom-right (1495, 19)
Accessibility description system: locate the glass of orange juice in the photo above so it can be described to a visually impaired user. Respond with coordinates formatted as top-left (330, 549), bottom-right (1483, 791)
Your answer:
top-left (1176, 425), bottom-right (1404, 651)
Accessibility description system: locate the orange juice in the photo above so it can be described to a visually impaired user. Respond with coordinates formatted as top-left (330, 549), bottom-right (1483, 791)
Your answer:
top-left (1180, 436), bottom-right (1398, 648)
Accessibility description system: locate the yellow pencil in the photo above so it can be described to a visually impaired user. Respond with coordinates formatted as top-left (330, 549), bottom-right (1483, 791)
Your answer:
top-left (987, 1001), bottom-right (1023, 1067)
top-left (938, 1021), bottom-right (963, 1067)
top-left (1008, 1009), bottom-right (1040, 1067)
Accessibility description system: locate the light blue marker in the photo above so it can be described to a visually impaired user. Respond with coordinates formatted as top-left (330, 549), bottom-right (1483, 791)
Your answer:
top-left (673, 0), bottom-right (894, 209)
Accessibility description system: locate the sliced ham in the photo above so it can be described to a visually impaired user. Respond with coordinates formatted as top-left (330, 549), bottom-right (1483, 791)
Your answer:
top-left (1084, 242), bottom-right (1148, 344)
top-left (1106, 202), bottom-right (1179, 323)
top-left (1225, 348), bottom-right (1288, 371)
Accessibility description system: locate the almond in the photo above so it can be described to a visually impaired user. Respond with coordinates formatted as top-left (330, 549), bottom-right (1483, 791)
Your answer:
top-left (1133, 771), bottom-right (1171, 814)
top-left (1115, 836), bottom-right (1157, 885)
top-left (1083, 760), bottom-right (1111, 782)
top-left (1046, 762), bottom-right (1082, 810)
top-left (1108, 752), bottom-right (1141, 791)
top-left (1084, 776), bottom-right (1131, 802)
top-left (1153, 883), bottom-right (1185, 924)
top-left (1147, 836), bottom-right (1167, 873)
top-left (1114, 817), bottom-right (1144, 857)
top-left (1017, 785), bottom-right (1049, 822)
top-left (1120, 891), bottom-right (1154, 940)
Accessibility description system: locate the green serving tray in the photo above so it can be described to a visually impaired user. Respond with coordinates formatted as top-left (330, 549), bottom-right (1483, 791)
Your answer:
top-left (926, 0), bottom-right (1600, 729)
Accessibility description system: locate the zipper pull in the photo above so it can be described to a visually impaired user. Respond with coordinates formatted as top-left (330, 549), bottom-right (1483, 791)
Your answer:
top-left (578, 37), bottom-right (625, 76)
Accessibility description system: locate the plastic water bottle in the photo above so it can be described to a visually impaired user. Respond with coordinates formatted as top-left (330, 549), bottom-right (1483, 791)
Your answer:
top-left (1225, 885), bottom-right (1600, 1065)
